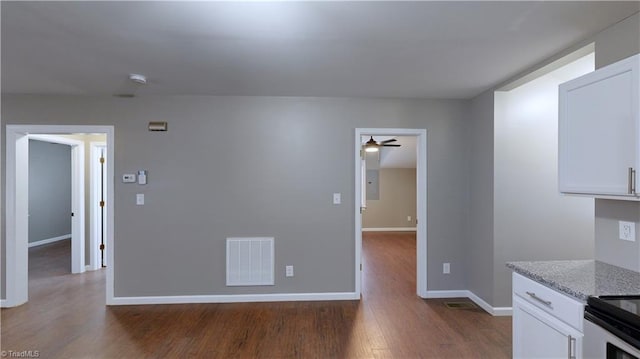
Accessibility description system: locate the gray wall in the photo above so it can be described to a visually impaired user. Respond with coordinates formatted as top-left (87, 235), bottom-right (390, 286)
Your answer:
top-left (363, 168), bottom-right (417, 229)
top-left (493, 57), bottom-right (595, 307)
top-left (594, 13), bottom-right (640, 70)
top-left (592, 12), bottom-right (640, 272)
top-left (28, 140), bottom-right (72, 243)
top-left (2, 96), bottom-right (470, 298)
top-left (467, 58), bottom-right (596, 309)
top-left (467, 90), bottom-right (496, 306)
top-left (466, 11), bottom-right (639, 309)
top-left (595, 200), bottom-right (640, 272)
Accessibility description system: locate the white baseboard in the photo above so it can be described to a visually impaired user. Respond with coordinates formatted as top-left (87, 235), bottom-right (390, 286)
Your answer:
top-left (362, 227), bottom-right (416, 232)
top-left (28, 234), bottom-right (71, 248)
top-left (424, 290), bottom-right (512, 317)
top-left (491, 307), bottom-right (513, 316)
top-left (466, 291), bottom-right (512, 316)
top-left (108, 292), bottom-right (360, 306)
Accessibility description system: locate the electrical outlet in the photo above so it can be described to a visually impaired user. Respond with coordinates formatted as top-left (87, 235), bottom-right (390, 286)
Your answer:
top-left (407, 215), bottom-right (412, 222)
top-left (443, 263), bottom-right (450, 274)
top-left (619, 221), bottom-right (636, 242)
top-left (285, 265), bottom-right (294, 277)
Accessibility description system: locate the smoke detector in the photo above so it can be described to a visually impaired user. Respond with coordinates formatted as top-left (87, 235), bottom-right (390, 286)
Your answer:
top-left (129, 73), bottom-right (147, 85)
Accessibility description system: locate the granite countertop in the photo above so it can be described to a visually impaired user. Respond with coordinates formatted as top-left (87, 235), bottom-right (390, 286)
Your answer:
top-left (506, 260), bottom-right (640, 302)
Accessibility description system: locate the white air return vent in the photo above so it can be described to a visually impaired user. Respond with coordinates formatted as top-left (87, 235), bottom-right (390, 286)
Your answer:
top-left (226, 237), bottom-right (274, 286)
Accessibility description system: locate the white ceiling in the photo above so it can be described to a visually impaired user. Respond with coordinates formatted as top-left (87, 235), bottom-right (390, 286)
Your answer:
top-left (2, 1), bottom-right (638, 98)
top-left (379, 137), bottom-right (417, 169)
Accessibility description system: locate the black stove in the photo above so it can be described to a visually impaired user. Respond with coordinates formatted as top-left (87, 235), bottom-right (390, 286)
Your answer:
top-left (585, 295), bottom-right (640, 350)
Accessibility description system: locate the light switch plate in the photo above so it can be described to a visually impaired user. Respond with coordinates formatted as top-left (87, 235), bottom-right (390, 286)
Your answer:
top-left (136, 193), bottom-right (145, 205)
top-left (333, 193), bottom-right (341, 205)
top-left (619, 221), bottom-right (635, 241)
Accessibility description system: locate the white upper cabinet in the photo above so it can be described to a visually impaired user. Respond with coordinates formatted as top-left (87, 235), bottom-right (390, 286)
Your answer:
top-left (559, 53), bottom-right (640, 197)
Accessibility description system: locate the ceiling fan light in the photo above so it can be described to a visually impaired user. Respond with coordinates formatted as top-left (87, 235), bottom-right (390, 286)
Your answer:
top-left (364, 136), bottom-right (379, 152)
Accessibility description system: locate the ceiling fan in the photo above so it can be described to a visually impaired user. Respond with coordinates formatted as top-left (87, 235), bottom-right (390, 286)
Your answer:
top-left (364, 136), bottom-right (401, 153)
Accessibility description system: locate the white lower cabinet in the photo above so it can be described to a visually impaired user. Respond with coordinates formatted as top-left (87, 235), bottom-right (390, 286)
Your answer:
top-left (512, 273), bottom-right (584, 359)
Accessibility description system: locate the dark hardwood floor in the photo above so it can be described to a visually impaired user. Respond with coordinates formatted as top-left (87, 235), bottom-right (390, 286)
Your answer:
top-left (1, 232), bottom-right (511, 358)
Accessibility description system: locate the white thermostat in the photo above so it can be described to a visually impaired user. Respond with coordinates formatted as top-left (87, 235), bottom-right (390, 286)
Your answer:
top-left (122, 174), bottom-right (136, 183)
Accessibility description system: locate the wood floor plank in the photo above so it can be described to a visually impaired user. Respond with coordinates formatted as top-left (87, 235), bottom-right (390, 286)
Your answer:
top-left (1, 232), bottom-right (511, 358)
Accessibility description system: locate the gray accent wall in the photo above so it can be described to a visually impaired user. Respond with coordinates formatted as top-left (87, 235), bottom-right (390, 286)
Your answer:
top-left (363, 168), bottom-right (417, 229)
top-left (28, 140), bottom-right (72, 243)
top-left (2, 96), bottom-right (470, 298)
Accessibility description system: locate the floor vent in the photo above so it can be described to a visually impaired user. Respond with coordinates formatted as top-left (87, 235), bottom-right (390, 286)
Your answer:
top-left (444, 301), bottom-right (478, 310)
top-left (226, 237), bottom-right (274, 286)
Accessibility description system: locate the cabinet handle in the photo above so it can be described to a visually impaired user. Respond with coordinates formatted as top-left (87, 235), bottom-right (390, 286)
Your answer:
top-left (525, 291), bottom-right (552, 307)
top-left (568, 335), bottom-right (576, 359)
top-left (629, 167), bottom-right (636, 195)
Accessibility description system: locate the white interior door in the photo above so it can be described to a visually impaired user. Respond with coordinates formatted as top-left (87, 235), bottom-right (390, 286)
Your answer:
top-left (90, 142), bottom-right (107, 270)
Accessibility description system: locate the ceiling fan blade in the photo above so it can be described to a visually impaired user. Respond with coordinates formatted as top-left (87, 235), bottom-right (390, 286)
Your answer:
top-left (380, 139), bottom-right (397, 144)
top-left (382, 144), bottom-right (401, 147)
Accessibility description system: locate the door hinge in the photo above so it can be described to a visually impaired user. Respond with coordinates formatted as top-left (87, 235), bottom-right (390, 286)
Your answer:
top-left (99, 200), bottom-right (105, 208)
top-left (99, 157), bottom-right (105, 164)
top-left (360, 263), bottom-right (362, 271)
top-left (100, 244), bottom-right (105, 251)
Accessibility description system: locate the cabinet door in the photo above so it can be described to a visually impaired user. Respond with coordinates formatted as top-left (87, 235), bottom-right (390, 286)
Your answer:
top-left (513, 296), bottom-right (582, 359)
top-left (559, 54), bottom-right (640, 196)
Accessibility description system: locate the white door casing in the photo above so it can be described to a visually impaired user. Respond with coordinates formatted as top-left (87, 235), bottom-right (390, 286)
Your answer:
top-left (4, 125), bottom-right (115, 308)
top-left (354, 128), bottom-right (427, 297)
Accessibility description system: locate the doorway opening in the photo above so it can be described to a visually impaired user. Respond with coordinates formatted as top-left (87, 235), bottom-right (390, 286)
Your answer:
top-left (26, 134), bottom-right (85, 275)
top-left (354, 128), bottom-right (427, 298)
top-left (4, 125), bottom-right (114, 308)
